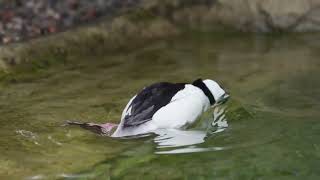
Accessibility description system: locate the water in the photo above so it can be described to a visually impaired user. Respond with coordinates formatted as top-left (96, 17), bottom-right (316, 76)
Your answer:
top-left (0, 32), bottom-right (320, 179)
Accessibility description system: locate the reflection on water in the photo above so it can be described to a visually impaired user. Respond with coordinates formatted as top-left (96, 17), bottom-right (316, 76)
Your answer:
top-left (154, 129), bottom-right (206, 148)
top-left (209, 106), bottom-right (229, 134)
top-left (156, 146), bottom-right (228, 154)
top-left (155, 107), bottom-right (228, 154)
top-left (27, 173), bottom-right (95, 180)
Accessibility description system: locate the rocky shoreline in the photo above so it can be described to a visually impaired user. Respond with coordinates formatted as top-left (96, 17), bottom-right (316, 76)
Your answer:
top-left (0, 0), bottom-right (140, 44)
top-left (1, 0), bottom-right (320, 45)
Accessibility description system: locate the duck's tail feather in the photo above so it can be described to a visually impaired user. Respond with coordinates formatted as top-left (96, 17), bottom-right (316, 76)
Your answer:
top-left (64, 120), bottom-right (118, 136)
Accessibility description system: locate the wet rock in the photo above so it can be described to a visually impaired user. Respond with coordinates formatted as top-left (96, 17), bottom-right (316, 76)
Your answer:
top-left (2, 0), bottom-right (320, 72)
top-left (213, 0), bottom-right (320, 32)
top-left (143, 0), bottom-right (320, 32)
top-left (1, 0), bottom-right (320, 45)
top-left (0, 0), bottom-right (142, 45)
top-left (142, 18), bottom-right (179, 38)
top-left (0, 10), bottom-right (178, 72)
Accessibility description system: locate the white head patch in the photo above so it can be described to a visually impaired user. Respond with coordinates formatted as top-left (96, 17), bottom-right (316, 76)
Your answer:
top-left (203, 79), bottom-right (226, 103)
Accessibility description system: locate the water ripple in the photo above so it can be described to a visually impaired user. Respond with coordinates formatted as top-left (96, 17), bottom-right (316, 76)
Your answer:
top-left (16, 129), bottom-right (40, 145)
top-left (155, 107), bottom-right (229, 154)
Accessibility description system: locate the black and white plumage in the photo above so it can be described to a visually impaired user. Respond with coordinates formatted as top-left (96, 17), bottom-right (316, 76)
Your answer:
top-left (122, 82), bottom-right (186, 127)
top-left (112, 79), bottom-right (229, 137)
top-left (67, 79), bottom-right (229, 137)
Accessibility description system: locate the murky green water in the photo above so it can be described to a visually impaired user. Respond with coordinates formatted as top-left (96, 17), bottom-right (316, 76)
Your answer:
top-left (1, 32), bottom-right (320, 179)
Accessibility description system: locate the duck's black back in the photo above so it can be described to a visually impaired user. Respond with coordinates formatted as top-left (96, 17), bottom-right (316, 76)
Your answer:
top-left (123, 82), bottom-right (186, 127)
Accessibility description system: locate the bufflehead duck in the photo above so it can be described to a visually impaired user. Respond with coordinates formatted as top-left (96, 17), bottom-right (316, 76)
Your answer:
top-left (67, 79), bottom-right (229, 137)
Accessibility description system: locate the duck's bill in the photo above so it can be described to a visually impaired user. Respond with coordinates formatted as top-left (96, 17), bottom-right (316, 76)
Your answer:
top-left (217, 93), bottom-right (230, 105)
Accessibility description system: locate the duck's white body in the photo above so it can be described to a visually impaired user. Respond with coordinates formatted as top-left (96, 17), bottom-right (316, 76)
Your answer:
top-left (112, 84), bottom-right (211, 137)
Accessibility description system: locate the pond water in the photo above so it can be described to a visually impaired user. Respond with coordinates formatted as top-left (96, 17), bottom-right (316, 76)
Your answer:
top-left (0, 31), bottom-right (320, 179)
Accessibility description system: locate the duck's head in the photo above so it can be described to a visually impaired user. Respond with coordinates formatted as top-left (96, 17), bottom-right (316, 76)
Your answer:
top-left (202, 79), bottom-right (229, 106)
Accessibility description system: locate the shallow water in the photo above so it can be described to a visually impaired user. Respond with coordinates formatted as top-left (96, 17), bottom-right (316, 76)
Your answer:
top-left (1, 32), bottom-right (320, 179)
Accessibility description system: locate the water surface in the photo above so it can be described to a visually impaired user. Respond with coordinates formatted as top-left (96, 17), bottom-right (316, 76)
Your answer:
top-left (0, 32), bottom-right (320, 179)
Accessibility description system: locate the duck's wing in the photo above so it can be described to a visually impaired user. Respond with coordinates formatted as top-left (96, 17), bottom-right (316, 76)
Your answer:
top-left (122, 82), bottom-right (186, 127)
